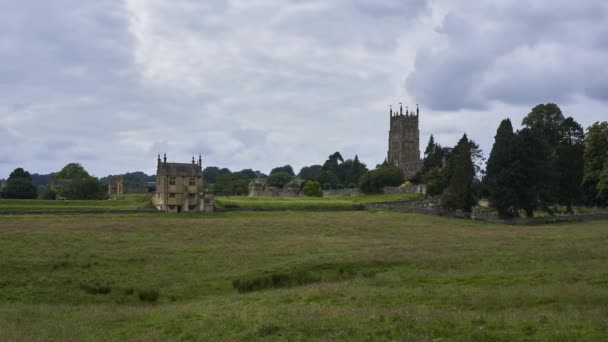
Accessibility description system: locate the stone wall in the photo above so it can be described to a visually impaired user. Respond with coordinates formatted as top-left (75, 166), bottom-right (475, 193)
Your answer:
top-left (383, 185), bottom-right (427, 195)
top-left (323, 189), bottom-right (361, 197)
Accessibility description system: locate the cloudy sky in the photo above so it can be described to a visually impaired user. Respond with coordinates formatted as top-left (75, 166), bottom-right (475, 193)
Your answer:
top-left (1, 0), bottom-right (607, 177)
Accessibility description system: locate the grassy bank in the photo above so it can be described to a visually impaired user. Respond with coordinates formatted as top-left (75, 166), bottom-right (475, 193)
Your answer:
top-left (0, 212), bottom-right (607, 340)
top-left (0, 194), bottom-right (153, 211)
top-left (215, 193), bottom-right (422, 210)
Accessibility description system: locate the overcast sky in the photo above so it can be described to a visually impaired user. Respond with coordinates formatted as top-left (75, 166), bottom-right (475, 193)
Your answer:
top-left (1, 0), bottom-right (607, 178)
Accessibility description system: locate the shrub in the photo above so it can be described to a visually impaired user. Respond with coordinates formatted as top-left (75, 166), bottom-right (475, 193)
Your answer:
top-left (302, 180), bottom-right (323, 197)
top-left (359, 166), bottom-right (404, 194)
top-left (138, 289), bottom-right (159, 302)
top-left (80, 281), bottom-right (112, 295)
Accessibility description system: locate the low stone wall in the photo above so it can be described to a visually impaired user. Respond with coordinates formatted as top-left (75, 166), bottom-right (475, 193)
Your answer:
top-left (383, 185), bottom-right (427, 195)
top-left (323, 189), bottom-right (361, 197)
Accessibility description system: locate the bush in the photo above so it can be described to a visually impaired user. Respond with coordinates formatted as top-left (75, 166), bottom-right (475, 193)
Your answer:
top-left (302, 180), bottom-right (323, 197)
top-left (138, 288), bottom-right (159, 302)
top-left (359, 166), bottom-right (405, 194)
top-left (267, 172), bottom-right (293, 188)
top-left (80, 281), bottom-right (112, 295)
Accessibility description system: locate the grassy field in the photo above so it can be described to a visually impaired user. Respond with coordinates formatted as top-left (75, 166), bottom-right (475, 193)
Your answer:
top-left (215, 193), bottom-right (423, 210)
top-left (0, 212), bottom-right (607, 341)
top-left (0, 194), bottom-right (153, 211)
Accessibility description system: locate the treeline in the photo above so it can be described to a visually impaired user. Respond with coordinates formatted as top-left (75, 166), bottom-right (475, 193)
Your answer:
top-left (412, 103), bottom-right (608, 217)
top-left (484, 104), bottom-right (608, 217)
top-left (1, 163), bottom-right (107, 200)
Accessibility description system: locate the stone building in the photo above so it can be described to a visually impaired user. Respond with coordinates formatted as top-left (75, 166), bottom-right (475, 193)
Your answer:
top-left (153, 154), bottom-right (214, 213)
top-left (108, 176), bottom-right (125, 195)
top-left (49, 177), bottom-right (73, 199)
top-left (248, 180), bottom-right (301, 197)
top-left (387, 103), bottom-right (423, 179)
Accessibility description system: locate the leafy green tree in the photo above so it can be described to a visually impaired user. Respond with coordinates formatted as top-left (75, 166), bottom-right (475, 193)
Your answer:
top-left (485, 119), bottom-right (519, 217)
top-left (555, 117), bottom-right (585, 212)
top-left (302, 180), bottom-right (323, 197)
top-left (40, 186), bottom-right (57, 200)
top-left (597, 159), bottom-right (608, 203)
top-left (270, 165), bottom-right (295, 176)
top-left (582, 122), bottom-right (608, 205)
top-left (203, 167), bottom-right (231, 184)
top-left (236, 169), bottom-right (257, 180)
top-left (298, 165), bottom-right (324, 181)
top-left (317, 171), bottom-right (339, 189)
top-left (214, 173), bottom-right (249, 196)
top-left (322, 152), bottom-right (344, 173)
top-left (1, 168), bottom-right (37, 199)
top-left (55, 163), bottom-right (91, 179)
top-left (64, 177), bottom-right (107, 200)
top-left (359, 166), bottom-right (404, 194)
top-left (267, 172), bottom-right (293, 188)
top-left (441, 134), bottom-right (475, 212)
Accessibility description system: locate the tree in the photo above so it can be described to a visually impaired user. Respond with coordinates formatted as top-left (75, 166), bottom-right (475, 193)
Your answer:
top-left (522, 103), bottom-right (565, 149)
top-left (485, 119), bottom-right (519, 217)
top-left (214, 173), bottom-right (249, 196)
top-left (64, 177), bottom-right (107, 200)
top-left (582, 122), bottom-right (608, 205)
top-left (298, 165), bottom-right (323, 181)
top-left (270, 165), bottom-right (295, 176)
top-left (40, 186), bottom-right (57, 200)
top-left (236, 169), bottom-right (257, 180)
top-left (302, 180), bottom-right (323, 197)
top-left (359, 166), bottom-right (404, 194)
top-left (511, 128), bottom-right (556, 217)
top-left (441, 134), bottom-right (475, 212)
top-left (322, 152), bottom-right (344, 173)
top-left (317, 171), bottom-right (339, 189)
top-left (55, 163), bottom-right (90, 179)
top-left (555, 117), bottom-right (585, 212)
top-left (596, 159), bottom-right (608, 204)
top-left (267, 172), bottom-right (293, 188)
top-left (1, 168), bottom-right (37, 199)
top-left (203, 167), bottom-right (231, 184)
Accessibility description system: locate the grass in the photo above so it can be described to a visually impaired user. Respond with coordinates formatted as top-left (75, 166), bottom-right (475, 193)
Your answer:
top-left (0, 194), bottom-right (153, 211)
top-left (215, 193), bottom-right (422, 210)
top-left (0, 211), bottom-right (607, 340)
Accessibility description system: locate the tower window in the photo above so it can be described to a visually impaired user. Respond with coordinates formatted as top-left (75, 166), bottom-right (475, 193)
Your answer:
top-left (169, 177), bottom-right (176, 186)
top-left (169, 193), bottom-right (176, 199)
top-left (189, 177), bottom-right (196, 186)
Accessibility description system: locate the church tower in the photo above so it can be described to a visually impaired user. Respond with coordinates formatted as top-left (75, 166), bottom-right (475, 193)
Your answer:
top-left (387, 103), bottom-right (422, 179)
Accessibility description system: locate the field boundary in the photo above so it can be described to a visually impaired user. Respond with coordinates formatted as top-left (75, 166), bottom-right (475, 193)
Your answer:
top-left (0, 209), bottom-right (157, 215)
top-left (362, 202), bottom-right (608, 225)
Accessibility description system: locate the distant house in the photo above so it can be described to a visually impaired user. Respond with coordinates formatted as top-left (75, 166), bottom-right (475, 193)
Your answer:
top-left (153, 154), bottom-right (214, 213)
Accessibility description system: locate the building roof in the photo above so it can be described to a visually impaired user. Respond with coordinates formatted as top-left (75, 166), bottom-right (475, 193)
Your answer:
top-left (157, 162), bottom-right (203, 177)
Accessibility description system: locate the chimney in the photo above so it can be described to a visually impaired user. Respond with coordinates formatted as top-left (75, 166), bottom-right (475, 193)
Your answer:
top-left (157, 154), bottom-right (161, 165)
top-left (198, 155), bottom-right (202, 167)
top-left (163, 153), bottom-right (167, 164)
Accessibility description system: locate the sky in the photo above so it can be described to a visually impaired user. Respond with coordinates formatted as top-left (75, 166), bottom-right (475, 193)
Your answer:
top-left (1, 0), bottom-right (607, 178)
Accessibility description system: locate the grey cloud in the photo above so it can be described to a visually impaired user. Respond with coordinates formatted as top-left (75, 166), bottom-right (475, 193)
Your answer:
top-left (407, 1), bottom-right (608, 111)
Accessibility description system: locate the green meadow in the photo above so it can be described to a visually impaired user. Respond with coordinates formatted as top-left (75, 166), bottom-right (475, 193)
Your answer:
top-left (0, 211), bottom-right (607, 341)
top-left (215, 193), bottom-right (422, 210)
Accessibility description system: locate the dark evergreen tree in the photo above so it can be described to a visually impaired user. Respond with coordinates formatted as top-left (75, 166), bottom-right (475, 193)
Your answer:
top-left (441, 134), bottom-right (475, 212)
top-left (582, 122), bottom-right (608, 205)
top-left (555, 117), bottom-right (585, 212)
top-left (1, 168), bottom-right (37, 199)
top-left (485, 119), bottom-right (518, 217)
top-left (267, 172), bottom-right (293, 188)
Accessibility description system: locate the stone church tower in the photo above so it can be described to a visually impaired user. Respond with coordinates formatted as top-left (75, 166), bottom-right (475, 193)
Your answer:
top-left (387, 103), bottom-right (422, 179)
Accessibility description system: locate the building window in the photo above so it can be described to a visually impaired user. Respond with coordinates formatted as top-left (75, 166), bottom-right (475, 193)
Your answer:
top-left (169, 177), bottom-right (176, 186)
top-left (169, 193), bottom-right (176, 198)
top-left (189, 177), bottom-right (196, 186)
top-left (189, 193), bottom-right (195, 199)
